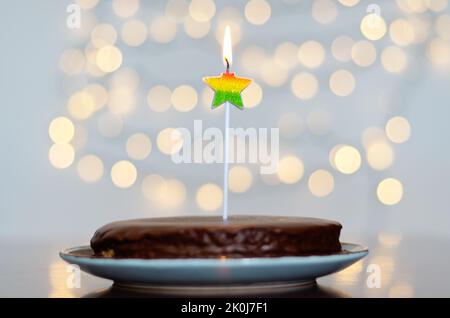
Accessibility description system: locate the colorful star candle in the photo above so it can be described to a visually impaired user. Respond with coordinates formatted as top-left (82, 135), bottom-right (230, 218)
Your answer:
top-left (203, 26), bottom-right (252, 221)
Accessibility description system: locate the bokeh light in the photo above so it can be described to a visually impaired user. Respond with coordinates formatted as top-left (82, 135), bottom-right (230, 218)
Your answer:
top-left (84, 83), bottom-right (108, 111)
top-left (291, 72), bottom-right (319, 100)
top-left (91, 23), bottom-right (117, 48)
top-left (110, 160), bottom-right (137, 188)
top-left (157, 128), bottom-right (184, 155)
top-left (274, 42), bottom-right (298, 70)
top-left (331, 36), bottom-right (354, 63)
top-left (126, 133), bottom-right (152, 160)
top-left (49, 117), bottom-right (75, 144)
top-left (68, 91), bottom-right (95, 120)
top-left (142, 174), bottom-right (166, 202)
top-left (107, 87), bottom-right (135, 115)
top-left (308, 169), bottom-right (334, 197)
top-left (189, 0), bottom-right (216, 22)
top-left (312, 0), bottom-right (338, 24)
top-left (229, 165), bottom-right (253, 193)
top-left (171, 85), bottom-right (198, 112)
top-left (366, 141), bottom-right (394, 171)
top-left (298, 41), bottom-right (325, 69)
top-left (261, 60), bottom-right (289, 87)
top-left (388, 283), bottom-right (414, 298)
top-left (381, 46), bottom-right (408, 73)
top-left (241, 82), bottom-right (263, 108)
top-left (77, 154), bottom-right (104, 183)
top-left (150, 16), bottom-right (177, 43)
top-left (96, 45), bottom-right (123, 73)
top-left (183, 17), bottom-right (210, 39)
top-left (377, 178), bottom-right (404, 205)
top-left (277, 156), bottom-right (304, 184)
top-left (121, 19), bottom-right (148, 47)
top-left (338, 0), bottom-right (360, 6)
top-left (245, 0), bottom-right (271, 26)
top-left (196, 183), bottom-right (223, 211)
top-left (389, 19), bottom-right (415, 46)
top-left (109, 67), bottom-right (140, 90)
top-left (112, 0), bottom-right (139, 18)
top-left (329, 70), bottom-right (355, 97)
top-left (427, 38), bottom-right (450, 68)
top-left (76, 0), bottom-right (99, 10)
top-left (332, 145), bottom-right (361, 174)
top-left (385, 116), bottom-right (411, 144)
top-left (360, 13), bottom-right (387, 41)
top-left (147, 85), bottom-right (172, 112)
top-left (351, 40), bottom-right (377, 67)
top-left (165, 0), bottom-right (189, 23)
top-left (49, 144), bottom-right (75, 169)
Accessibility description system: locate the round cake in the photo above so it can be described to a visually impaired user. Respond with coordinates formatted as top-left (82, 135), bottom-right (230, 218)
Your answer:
top-left (90, 215), bottom-right (342, 259)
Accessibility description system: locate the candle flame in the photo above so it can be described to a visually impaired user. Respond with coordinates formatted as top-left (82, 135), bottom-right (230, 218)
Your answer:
top-left (222, 25), bottom-right (232, 68)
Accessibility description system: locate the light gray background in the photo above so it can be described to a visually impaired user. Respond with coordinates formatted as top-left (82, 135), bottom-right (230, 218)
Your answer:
top-left (1, 0), bottom-right (449, 246)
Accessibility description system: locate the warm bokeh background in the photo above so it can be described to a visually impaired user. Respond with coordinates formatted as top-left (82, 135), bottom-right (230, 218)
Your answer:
top-left (1, 0), bottom-right (450, 297)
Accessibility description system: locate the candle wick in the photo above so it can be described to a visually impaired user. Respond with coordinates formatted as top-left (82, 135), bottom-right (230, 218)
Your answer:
top-left (225, 58), bottom-right (230, 74)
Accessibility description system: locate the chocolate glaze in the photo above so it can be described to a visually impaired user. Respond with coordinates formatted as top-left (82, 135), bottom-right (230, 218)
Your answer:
top-left (90, 215), bottom-right (342, 259)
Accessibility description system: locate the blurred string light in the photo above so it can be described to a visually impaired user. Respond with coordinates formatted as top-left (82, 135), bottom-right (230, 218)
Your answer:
top-left (77, 154), bottom-right (104, 183)
top-left (121, 19), bottom-right (148, 47)
top-left (229, 166), bottom-right (253, 193)
top-left (126, 133), bottom-right (152, 160)
top-left (52, 0), bottom-right (450, 206)
top-left (150, 16), bottom-right (177, 43)
top-left (76, 0), bottom-right (99, 11)
top-left (385, 116), bottom-right (411, 144)
top-left (196, 183), bottom-right (223, 211)
top-left (49, 144), bottom-right (75, 169)
top-left (291, 72), bottom-right (319, 100)
top-left (147, 85), bottom-right (172, 112)
top-left (329, 69), bottom-right (355, 96)
top-left (312, 0), bottom-right (338, 24)
top-left (360, 13), bottom-right (387, 41)
top-left (377, 178), bottom-right (404, 205)
top-left (49, 117), bottom-right (75, 144)
top-left (308, 169), bottom-right (334, 197)
top-left (330, 145), bottom-right (361, 174)
top-left (110, 160), bottom-right (137, 188)
top-left (298, 41), bottom-right (325, 69)
top-left (171, 85), bottom-right (198, 112)
top-left (48, 261), bottom-right (75, 298)
top-left (112, 0), bottom-right (139, 18)
top-left (242, 82), bottom-right (263, 108)
top-left (277, 156), bottom-right (304, 184)
top-left (189, 0), bottom-right (216, 22)
top-left (351, 40), bottom-right (377, 67)
top-left (156, 128), bottom-right (184, 155)
top-left (244, 0), bottom-right (271, 26)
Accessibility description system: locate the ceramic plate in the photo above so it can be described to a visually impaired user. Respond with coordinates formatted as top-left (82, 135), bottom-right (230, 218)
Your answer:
top-left (60, 243), bottom-right (368, 294)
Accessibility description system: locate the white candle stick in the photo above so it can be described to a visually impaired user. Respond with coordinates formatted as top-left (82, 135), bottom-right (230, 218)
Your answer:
top-left (223, 102), bottom-right (230, 221)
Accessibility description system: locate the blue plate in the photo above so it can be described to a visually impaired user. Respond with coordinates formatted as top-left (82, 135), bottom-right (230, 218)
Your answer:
top-left (60, 243), bottom-right (368, 294)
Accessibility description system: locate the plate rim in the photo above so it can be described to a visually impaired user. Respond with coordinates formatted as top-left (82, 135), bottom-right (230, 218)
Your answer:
top-left (60, 242), bottom-right (369, 266)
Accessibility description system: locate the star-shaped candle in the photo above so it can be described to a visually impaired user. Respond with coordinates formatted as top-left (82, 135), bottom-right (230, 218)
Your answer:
top-left (203, 26), bottom-right (253, 221)
top-left (203, 27), bottom-right (252, 110)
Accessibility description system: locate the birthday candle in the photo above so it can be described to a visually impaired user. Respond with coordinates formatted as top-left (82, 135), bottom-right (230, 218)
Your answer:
top-left (203, 26), bottom-right (252, 110)
top-left (202, 26), bottom-right (252, 221)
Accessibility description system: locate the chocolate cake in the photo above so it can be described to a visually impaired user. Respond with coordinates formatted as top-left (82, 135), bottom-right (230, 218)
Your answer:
top-left (90, 215), bottom-right (342, 259)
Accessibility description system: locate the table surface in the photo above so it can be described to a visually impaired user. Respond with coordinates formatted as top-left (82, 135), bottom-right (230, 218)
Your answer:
top-left (1, 235), bottom-right (449, 298)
